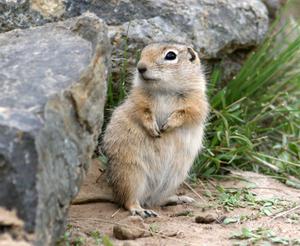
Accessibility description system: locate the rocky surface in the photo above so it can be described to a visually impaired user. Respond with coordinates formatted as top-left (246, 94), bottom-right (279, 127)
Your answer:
top-left (0, 13), bottom-right (110, 245)
top-left (1, 0), bottom-right (272, 81)
top-left (109, 0), bottom-right (268, 57)
top-left (106, 0), bottom-right (269, 82)
top-left (75, 0), bottom-right (270, 81)
top-left (0, 0), bottom-right (48, 33)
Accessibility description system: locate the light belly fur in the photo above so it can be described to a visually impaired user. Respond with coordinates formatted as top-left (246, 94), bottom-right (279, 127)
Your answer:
top-left (139, 116), bottom-right (204, 206)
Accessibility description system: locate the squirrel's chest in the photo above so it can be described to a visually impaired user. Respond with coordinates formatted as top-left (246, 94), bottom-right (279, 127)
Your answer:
top-left (153, 95), bottom-right (177, 128)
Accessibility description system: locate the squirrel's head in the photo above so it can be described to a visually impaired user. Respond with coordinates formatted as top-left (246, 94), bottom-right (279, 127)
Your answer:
top-left (134, 43), bottom-right (206, 92)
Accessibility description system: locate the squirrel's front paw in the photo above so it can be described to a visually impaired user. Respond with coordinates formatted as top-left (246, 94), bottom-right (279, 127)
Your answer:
top-left (145, 121), bottom-right (161, 138)
top-left (161, 111), bottom-right (184, 133)
top-left (161, 121), bottom-right (172, 132)
top-left (161, 121), bottom-right (179, 133)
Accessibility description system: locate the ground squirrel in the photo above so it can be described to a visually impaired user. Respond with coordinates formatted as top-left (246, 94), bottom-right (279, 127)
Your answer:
top-left (103, 43), bottom-right (209, 217)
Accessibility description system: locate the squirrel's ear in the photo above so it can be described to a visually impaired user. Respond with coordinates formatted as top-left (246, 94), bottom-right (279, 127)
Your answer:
top-left (187, 47), bottom-right (198, 62)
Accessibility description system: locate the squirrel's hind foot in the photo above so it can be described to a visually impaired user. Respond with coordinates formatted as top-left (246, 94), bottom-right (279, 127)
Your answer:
top-left (130, 208), bottom-right (158, 218)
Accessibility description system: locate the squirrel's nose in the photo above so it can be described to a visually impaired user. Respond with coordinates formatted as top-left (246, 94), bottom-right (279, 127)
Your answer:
top-left (137, 63), bottom-right (147, 74)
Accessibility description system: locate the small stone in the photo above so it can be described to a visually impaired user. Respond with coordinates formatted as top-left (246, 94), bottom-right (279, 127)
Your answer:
top-left (195, 214), bottom-right (216, 224)
top-left (113, 216), bottom-right (146, 240)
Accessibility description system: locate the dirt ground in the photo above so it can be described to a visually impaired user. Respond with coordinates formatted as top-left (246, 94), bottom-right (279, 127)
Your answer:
top-left (0, 207), bottom-right (32, 246)
top-left (65, 160), bottom-right (300, 246)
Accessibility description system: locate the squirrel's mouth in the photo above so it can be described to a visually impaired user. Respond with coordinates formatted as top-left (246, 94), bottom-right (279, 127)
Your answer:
top-left (139, 73), bottom-right (156, 82)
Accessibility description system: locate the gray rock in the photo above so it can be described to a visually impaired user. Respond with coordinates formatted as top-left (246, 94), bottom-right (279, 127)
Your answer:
top-left (108, 0), bottom-right (268, 58)
top-left (106, 0), bottom-right (269, 83)
top-left (0, 12), bottom-right (110, 245)
top-left (1, 0), bottom-right (270, 82)
top-left (0, 0), bottom-right (49, 33)
top-left (2, 0), bottom-right (269, 55)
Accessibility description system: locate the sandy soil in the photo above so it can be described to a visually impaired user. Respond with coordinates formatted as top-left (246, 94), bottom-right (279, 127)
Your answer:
top-left (66, 160), bottom-right (300, 246)
top-left (0, 208), bottom-right (31, 246)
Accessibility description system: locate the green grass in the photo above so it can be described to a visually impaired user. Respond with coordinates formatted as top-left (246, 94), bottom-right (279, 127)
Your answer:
top-left (191, 17), bottom-right (300, 182)
top-left (56, 227), bottom-right (113, 246)
top-left (230, 227), bottom-right (300, 245)
top-left (104, 14), bottom-right (300, 183)
top-left (214, 185), bottom-right (295, 216)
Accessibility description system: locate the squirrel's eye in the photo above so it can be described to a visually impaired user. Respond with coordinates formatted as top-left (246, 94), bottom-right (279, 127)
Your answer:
top-left (164, 51), bottom-right (177, 60)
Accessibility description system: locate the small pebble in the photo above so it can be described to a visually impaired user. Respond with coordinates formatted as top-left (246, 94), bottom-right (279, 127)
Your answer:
top-left (195, 214), bottom-right (215, 224)
top-left (113, 216), bottom-right (146, 240)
